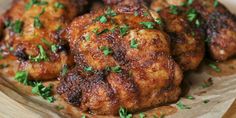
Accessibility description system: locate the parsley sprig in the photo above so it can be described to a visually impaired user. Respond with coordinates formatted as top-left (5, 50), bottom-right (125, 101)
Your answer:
top-left (25, 0), bottom-right (48, 10)
top-left (14, 71), bottom-right (55, 103)
top-left (139, 22), bottom-right (155, 29)
top-left (29, 45), bottom-right (49, 62)
top-left (119, 107), bottom-right (132, 118)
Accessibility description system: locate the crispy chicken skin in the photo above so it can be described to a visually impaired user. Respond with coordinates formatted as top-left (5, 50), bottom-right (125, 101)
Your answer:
top-left (0, 0), bottom-right (87, 80)
top-left (191, 0), bottom-right (236, 61)
top-left (57, 1), bottom-right (183, 115)
top-left (150, 4), bottom-right (205, 71)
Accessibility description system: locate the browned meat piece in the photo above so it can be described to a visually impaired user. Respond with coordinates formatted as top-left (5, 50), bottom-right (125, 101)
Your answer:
top-left (150, 0), bottom-right (186, 12)
top-left (150, 3), bottom-right (205, 71)
top-left (57, 1), bottom-right (183, 115)
top-left (0, 0), bottom-right (88, 80)
top-left (191, 0), bottom-right (236, 61)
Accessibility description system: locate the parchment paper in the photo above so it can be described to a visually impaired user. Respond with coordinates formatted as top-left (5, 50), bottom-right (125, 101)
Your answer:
top-left (0, 0), bottom-right (236, 118)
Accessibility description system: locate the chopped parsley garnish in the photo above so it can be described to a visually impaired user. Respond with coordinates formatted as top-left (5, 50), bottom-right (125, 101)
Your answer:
top-left (92, 28), bottom-right (99, 34)
top-left (195, 19), bottom-right (201, 27)
top-left (51, 44), bottom-right (58, 53)
top-left (84, 33), bottom-right (90, 41)
top-left (99, 16), bottom-right (107, 23)
top-left (25, 0), bottom-right (48, 10)
top-left (34, 8), bottom-right (45, 29)
top-left (105, 7), bottom-right (117, 17)
top-left (155, 18), bottom-right (163, 26)
top-left (0, 64), bottom-right (9, 69)
top-left (119, 25), bottom-right (129, 36)
top-left (4, 20), bottom-right (11, 27)
top-left (14, 71), bottom-right (55, 103)
top-left (41, 38), bottom-right (52, 46)
top-left (119, 107), bottom-right (132, 118)
top-left (186, 9), bottom-right (197, 22)
top-left (134, 11), bottom-right (139, 16)
top-left (81, 114), bottom-right (86, 118)
top-left (12, 20), bottom-right (23, 33)
top-left (176, 101), bottom-right (191, 109)
top-left (61, 65), bottom-right (68, 76)
top-left (54, 2), bottom-right (65, 9)
top-left (111, 66), bottom-right (122, 73)
top-left (130, 38), bottom-right (138, 49)
top-left (208, 63), bottom-right (221, 72)
top-left (100, 46), bottom-right (113, 56)
top-left (34, 16), bottom-right (42, 29)
top-left (214, 0), bottom-right (219, 7)
top-left (169, 5), bottom-right (179, 15)
top-left (203, 99), bottom-right (210, 104)
top-left (41, 38), bottom-right (58, 53)
top-left (187, 0), bottom-right (194, 6)
top-left (139, 22), bottom-right (155, 29)
top-left (14, 71), bottom-right (29, 85)
top-left (55, 105), bottom-right (64, 110)
top-left (143, 12), bottom-right (149, 16)
top-left (139, 113), bottom-right (146, 118)
top-left (156, 8), bottom-right (162, 13)
top-left (29, 45), bottom-right (48, 62)
top-left (84, 66), bottom-right (93, 72)
top-left (32, 82), bottom-right (55, 103)
top-left (97, 29), bottom-right (109, 35)
top-left (186, 95), bottom-right (195, 100)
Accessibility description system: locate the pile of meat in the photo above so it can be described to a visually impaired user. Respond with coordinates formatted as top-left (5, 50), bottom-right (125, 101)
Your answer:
top-left (0, 0), bottom-right (236, 115)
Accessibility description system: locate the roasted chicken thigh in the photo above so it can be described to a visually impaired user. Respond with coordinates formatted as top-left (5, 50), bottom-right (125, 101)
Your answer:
top-left (57, 0), bottom-right (183, 115)
top-left (0, 0), bottom-right (87, 80)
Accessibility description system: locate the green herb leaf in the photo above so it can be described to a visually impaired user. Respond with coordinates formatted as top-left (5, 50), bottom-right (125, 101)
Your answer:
top-left (140, 22), bottom-right (155, 29)
top-left (4, 20), bottom-right (11, 27)
top-left (187, 0), bottom-right (194, 6)
top-left (34, 16), bottom-right (42, 29)
top-left (97, 29), bottom-right (109, 35)
top-left (81, 114), bottom-right (86, 118)
top-left (119, 25), bottom-right (129, 36)
top-left (100, 46), bottom-right (113, 56)
top-left (14, 71), bottom-right (29, 85)
top-left (119, 107), bottom-right (132, 118)
top-left (139, 112), bottom-right (146, 118)
top-left (111, 66), bottom-right (122, 73)
top-left (55, 105), bottom-right (64, 110)
top-left (29, 45), bottom-right (49, 62)
top-left (54, 2), bottom-right (65, 9)
top-left (12, 20), bottom-right (23, 33)
top-left (130, 38), bottom-right (138, 49)
top-left (61, 65), bottom-right (68, 76)
top-left (84, 66), bottom-right (93, 72)
top-left (195, 19), bottom-right (201, 27)
top-left (186, 95), bottom-right (195, 100)
top-left (186, 8), bottom-right (197, 22)
top-left (84, 33), bottom-right (90, 41)
top-left (208, 63), bottom-right (221, 72)
top-left (176, 101), bottom-right (191, 109)
top-left (155, 18), bottom-right (163, 26)
top-left (105, 7), bottom-right (117, 17)
top-left (169, 5), bottom-right (179, 15)
top-left (32, 82), bottom-right (55, 103)
top-left (51, 44), bottom-right (58, 53)
top-left (214, 0), bottom-right (218, 7)
top-left (41, 38), bottom-right (52, 46)
top-left (134, 11), bottom-right (139, 16)
top-left (25, 0), bottom-right (48, 10)
top-left (99, 16), bottom-right (107, 23)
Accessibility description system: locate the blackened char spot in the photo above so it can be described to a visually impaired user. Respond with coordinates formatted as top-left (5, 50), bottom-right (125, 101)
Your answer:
top-left (14, 48), bottom-right (28, 61)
